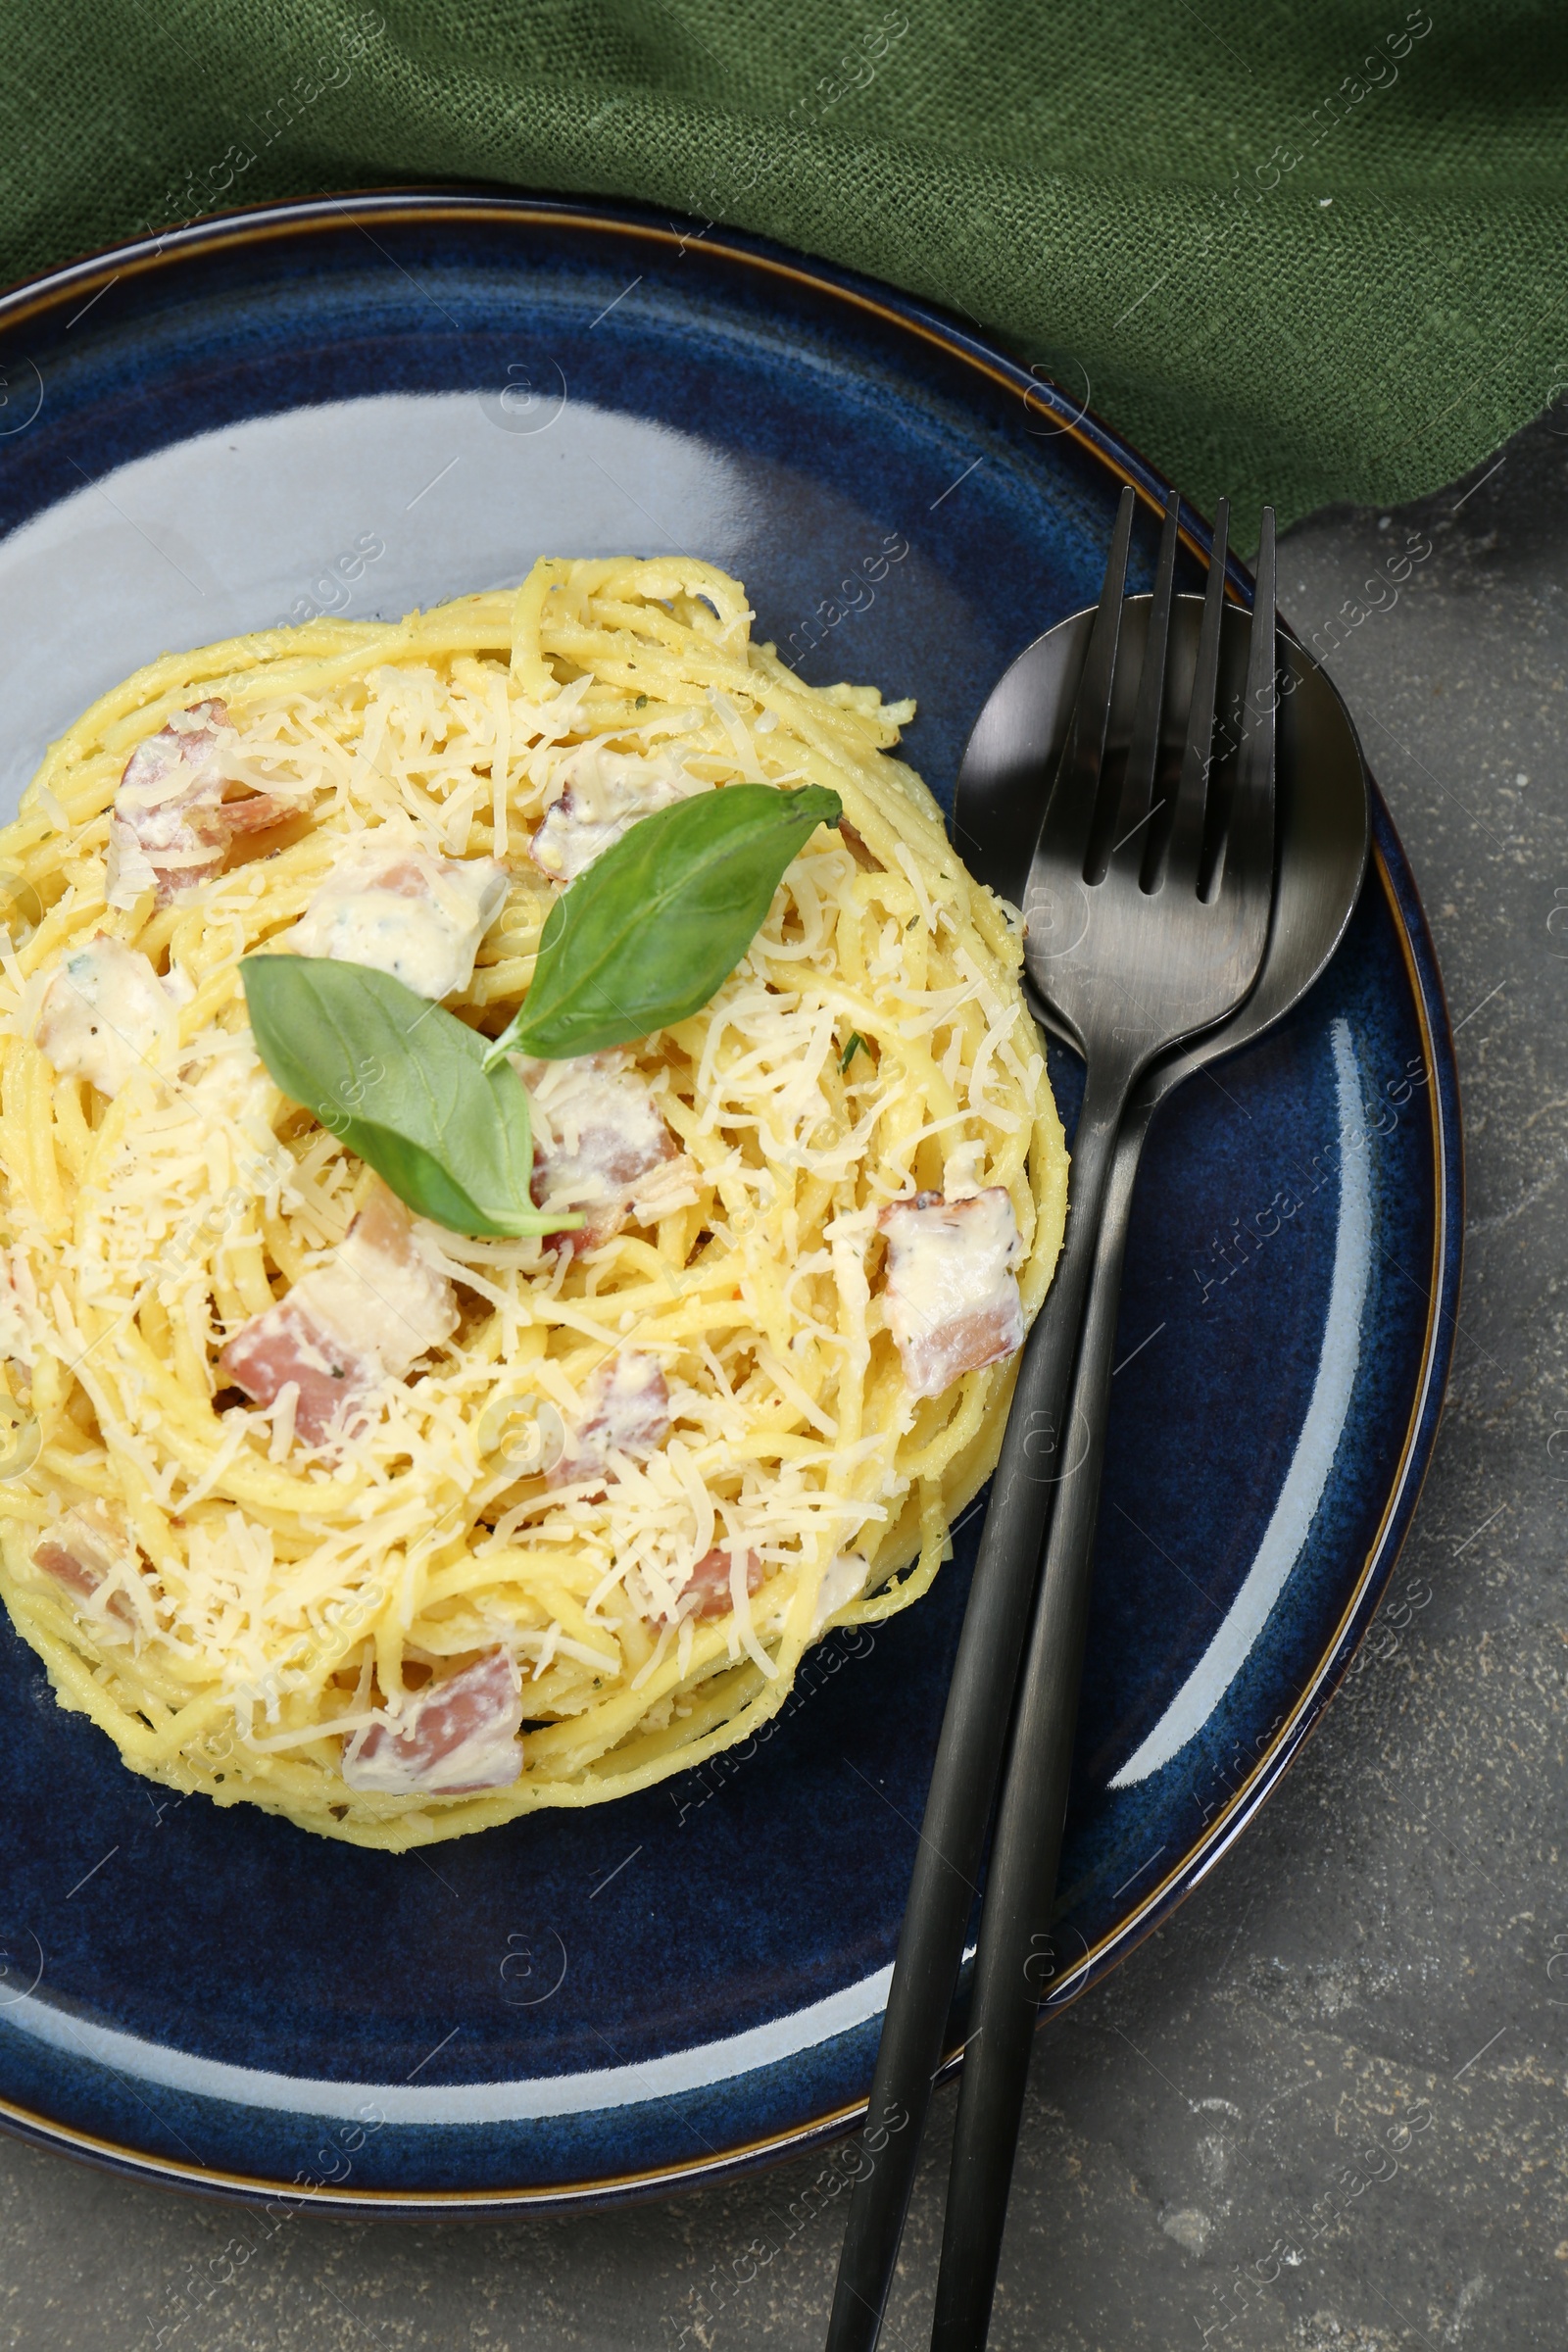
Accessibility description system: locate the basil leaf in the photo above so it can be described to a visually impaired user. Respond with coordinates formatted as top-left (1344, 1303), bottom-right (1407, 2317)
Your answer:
top-left (497, 783), bottom-right (843, 1062)
top-left (240, 957), bottom-right (578, 1240)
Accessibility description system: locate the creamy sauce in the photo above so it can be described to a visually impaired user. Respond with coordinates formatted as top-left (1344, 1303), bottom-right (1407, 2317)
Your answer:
top-left (220, 1183), bottom-right (459, 1444)
top-left (809, 1549), bottom-right (871, 1634)
top-left (528, 743), bottom-right (706, 880)
top-left (303, 1193), bottom-right (459, 1375)
top-left (878, 1187), bottom-right (1025, 1399)
top-left (290, 834), bottom-right (508, 999)
top-left (518, 1053), bottom-right (692, 1248)
top-left (36, 936), bottom-right (189, 1098)
top-left (549, 1350), bottom-right (671, 1489)
top-left (105, 701), bottom-right (290, 907)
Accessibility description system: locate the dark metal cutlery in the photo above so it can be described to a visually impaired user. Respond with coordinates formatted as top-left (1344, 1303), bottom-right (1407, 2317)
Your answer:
top-left (932, 493), bottom-right (1277, 2341)
top-left (827, 482), bottom-right (1382, 2352)
top-left (927, 499), bottom-right (1379, 2346)
top-left (827, 483), bottom-right (1287, 2351)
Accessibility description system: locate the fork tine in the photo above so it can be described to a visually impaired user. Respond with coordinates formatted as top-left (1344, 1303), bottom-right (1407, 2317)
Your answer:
top-left (1042, 483), bottom-right (1135, 875)
top-left (1101, 485), bottom-right (1180, 882)
top-left (1160, 496), bottom-right (1229, 893)
top-left (1219, 506), bottom-right (1278, 897)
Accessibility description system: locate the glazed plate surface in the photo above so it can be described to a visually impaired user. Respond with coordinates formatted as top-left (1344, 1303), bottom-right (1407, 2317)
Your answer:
top-left (0, 195), bottom-right (1459, 2213)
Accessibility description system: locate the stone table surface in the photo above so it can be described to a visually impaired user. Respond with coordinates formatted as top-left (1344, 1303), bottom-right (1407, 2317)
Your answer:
top-left (3, 414), bottom-right (1566, 2352)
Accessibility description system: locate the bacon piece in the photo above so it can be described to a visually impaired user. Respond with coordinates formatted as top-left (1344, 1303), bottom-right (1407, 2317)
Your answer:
top-left (877, 1186), bottom-right (1024, 1399)
top-left (219, 1181), bottom-right (458, 1446)
top-left (36, 935), bottom-right (190, 1098)
top-left (548, 1351), bottom-right (670, 1490)
top-left (32, 1500), bottom-right (137, 1635)
top-left (341, 1647), bottom-right (523, 1794)
top-left (289, 831), bottom-right (508, 1000)
top-left (517, 1053), bottom-right (691, 1251)
top-left (685, 1545), bottom-right (764, 1621)
top-left (838, 819), bottom-right (884, 873)
top-left (528, 745), bottom-right (703, 882)
top-left (219, 1298), bottom-right (367, 1449)
top-left (105, 700), bottom-right (290, 908)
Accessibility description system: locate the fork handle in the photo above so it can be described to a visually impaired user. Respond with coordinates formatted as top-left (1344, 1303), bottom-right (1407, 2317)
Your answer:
top-left (929, 1089), bottom-right (1153, 2351)
top-left (824, 1054), bottom-right (1137, 2352)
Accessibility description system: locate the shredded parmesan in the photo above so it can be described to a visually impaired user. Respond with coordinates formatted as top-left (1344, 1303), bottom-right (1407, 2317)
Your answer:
top-left (0, 557), bottom-right (1066, 1850)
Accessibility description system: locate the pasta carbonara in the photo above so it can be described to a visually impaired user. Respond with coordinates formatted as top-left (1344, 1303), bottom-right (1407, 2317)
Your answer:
top-left (0, 557), bottom-right (1065, 1847)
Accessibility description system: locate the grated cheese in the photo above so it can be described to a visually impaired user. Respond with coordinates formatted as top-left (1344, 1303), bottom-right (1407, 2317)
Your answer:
top-left (0, 557), bottom-right (1067, 1850)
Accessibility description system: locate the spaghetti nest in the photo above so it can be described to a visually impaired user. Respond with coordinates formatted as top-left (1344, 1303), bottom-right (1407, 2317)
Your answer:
top-left (0, 557), bottom-right (1065, 1849)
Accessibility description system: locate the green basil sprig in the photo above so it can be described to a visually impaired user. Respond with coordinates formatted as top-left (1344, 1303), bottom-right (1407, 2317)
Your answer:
top-left (239, 957), bottom-right (578, 1239)
top-left (490, 783), bottom-right (843, 1063)
top-left (240, 782), bottom-right (842, 1237)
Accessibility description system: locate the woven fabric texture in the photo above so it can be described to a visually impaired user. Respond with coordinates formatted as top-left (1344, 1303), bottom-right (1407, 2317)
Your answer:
top-left (1, 1), bottom-right (1562, 527)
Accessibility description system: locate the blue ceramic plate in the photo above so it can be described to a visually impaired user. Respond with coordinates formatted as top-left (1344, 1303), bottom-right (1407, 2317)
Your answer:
top-left (0, 194), bottom-right (1458, 2215)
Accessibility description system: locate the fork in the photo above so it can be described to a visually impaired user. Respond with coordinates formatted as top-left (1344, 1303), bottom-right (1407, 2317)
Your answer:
top-left (826, 483), bottom-right (1279, 2352)
top-left (927, 495), bottom-right (1279, 2347)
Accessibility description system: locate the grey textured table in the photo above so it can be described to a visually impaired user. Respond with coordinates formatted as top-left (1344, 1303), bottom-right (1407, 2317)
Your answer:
top-left (3, 415), bottom-right (1566, 2352)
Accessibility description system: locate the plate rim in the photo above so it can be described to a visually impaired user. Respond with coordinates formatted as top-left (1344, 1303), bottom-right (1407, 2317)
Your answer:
top-left (0, 187), bottom-right (1463, 2218)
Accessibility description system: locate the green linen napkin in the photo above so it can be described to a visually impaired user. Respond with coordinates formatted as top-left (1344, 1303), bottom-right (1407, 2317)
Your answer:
top-left (1, 1), bottom-right (1561, 529)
